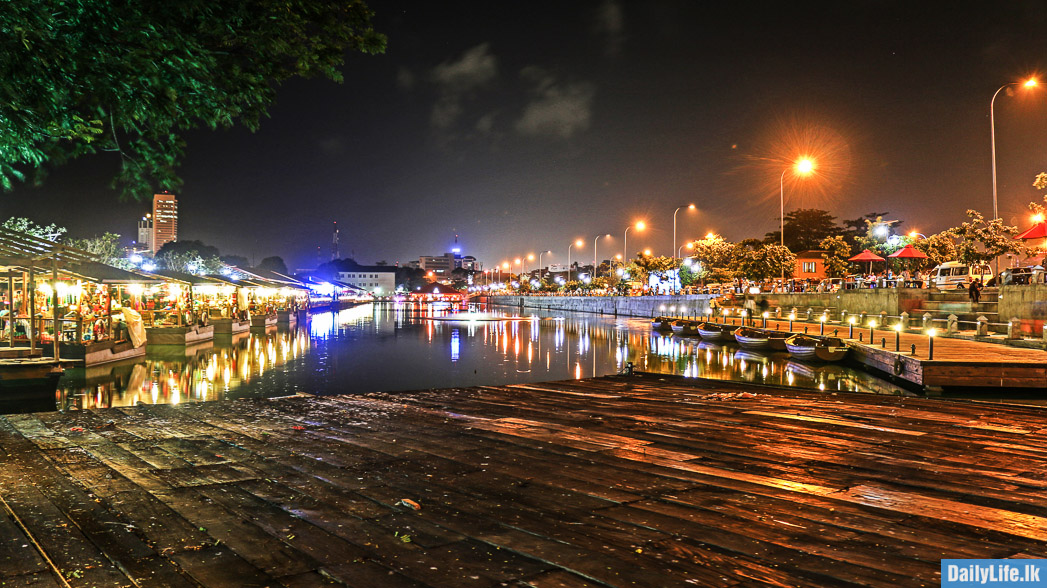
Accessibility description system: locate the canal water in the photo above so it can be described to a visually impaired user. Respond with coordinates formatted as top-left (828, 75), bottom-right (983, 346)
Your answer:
top-left (56, 302), bottom-right (917, 411)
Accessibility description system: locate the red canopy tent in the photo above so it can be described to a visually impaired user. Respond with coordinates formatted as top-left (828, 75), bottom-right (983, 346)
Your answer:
top-left (1014, 221), bottom-right (1047, 263)
top-left (887, 244), bottom-right (929, 259)
top-left (1013, 221), bottom-right (1047, 240)
top-left (848, 249), bottom-right (885, 274)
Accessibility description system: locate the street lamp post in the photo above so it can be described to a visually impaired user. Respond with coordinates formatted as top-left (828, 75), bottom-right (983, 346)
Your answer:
top-left (567, 239), bottom-right (583, 283)
top-left (990, 77), bottom-right (1038, 275)
top-left (594, 234), bottom-right (610, 279)
top-left (624, 221), bottom-right (644, 265)
top-left (673, 204), bottom-right (696, 259)
top-left (780, 158), bottom-right (815, 281)
top-left (537, 250), bottom-right (552, 280)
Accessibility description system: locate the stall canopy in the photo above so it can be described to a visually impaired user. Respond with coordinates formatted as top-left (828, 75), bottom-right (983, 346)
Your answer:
top-left (0, 227), bottom-right (97, 272)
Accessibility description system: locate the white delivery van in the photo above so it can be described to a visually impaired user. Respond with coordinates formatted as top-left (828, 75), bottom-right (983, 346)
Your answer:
top-left (931, 261), bottom-right (992, 289)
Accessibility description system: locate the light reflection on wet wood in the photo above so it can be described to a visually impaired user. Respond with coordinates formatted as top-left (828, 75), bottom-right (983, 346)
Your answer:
top-left (2, 374), bottom-right (1047, 586)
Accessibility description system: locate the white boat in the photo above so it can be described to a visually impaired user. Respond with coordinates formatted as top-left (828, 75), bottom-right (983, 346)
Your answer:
top-left (671, 320), bottom-right (701, 336)
top-left (651, 316), bottom-right (674, 331)
top-left (696, 322), bottom-right (736, 342)
top-left (734, 327), bottom-right (769, 350)
top-left (784, 335), bottom-right (849, 363)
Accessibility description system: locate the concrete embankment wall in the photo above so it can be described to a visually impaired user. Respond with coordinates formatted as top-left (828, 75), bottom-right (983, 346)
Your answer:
top-left (757, 289), bottom-right (927, 316)
top-left (998, 284), bottom-right (1047, 333)
top-left (484, 290), bottom-right (926, 319)
top-left (483, 295), bottom-right (713, 318)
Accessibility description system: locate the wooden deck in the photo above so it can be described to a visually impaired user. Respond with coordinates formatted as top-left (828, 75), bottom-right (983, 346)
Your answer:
top-left (2, 375), bottom-right (1046, 587)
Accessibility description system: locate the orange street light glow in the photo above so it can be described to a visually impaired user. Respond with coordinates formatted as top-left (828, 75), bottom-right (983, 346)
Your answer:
top-left (795, 157), bottom-right (815, 175)
top-left (1034, 214), bottom-right (1045, 222)
top-left (643, 249), bottom-right (652, 256)
top-left (575, 239), bottom-right (584, 247)
top-left (636, 221), bottom-right (646, 230)
top-left (1025, 77), bottom-right (1039, 88)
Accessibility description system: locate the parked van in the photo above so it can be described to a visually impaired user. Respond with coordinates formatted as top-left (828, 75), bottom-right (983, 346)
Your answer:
top-left (931, 261), bottom-right (992, 289)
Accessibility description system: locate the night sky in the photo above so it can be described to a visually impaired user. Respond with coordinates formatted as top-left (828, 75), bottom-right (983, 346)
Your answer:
top-left (6, 1), bottom-right (1047, 271)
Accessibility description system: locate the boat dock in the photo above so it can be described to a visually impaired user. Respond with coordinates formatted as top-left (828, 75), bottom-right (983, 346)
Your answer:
top-left (676, 317), bottom-right (1047, 390)
top-left (2, 374), bottom-right (1046, 586)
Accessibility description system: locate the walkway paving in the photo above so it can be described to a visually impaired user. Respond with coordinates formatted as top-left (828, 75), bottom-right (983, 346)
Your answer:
top-left (3, 375), bottom-right (1047, 587)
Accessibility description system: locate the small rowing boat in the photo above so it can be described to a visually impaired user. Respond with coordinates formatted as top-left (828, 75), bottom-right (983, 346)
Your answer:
top-left (784, 335), bottom-right (849, 363)
top-left (651, 316), bottom-right (674, 331)
top-left (696, 322), bottom-right (737, 342)
top-left (671, 320), bottom-right (701, 336)
top-left (734, 327), bottom-right (771, 350)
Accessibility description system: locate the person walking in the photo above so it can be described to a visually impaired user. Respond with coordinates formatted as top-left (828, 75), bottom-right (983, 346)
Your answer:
top-left (969, 278), bottom-right (982, 304)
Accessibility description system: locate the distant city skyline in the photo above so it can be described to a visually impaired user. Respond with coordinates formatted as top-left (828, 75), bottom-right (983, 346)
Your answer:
top-left (6, 1), bottom-right (1047, 269)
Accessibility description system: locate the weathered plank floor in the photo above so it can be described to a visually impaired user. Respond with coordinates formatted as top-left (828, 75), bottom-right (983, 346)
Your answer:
top-left (2, 374), bottom-right (1046, 587)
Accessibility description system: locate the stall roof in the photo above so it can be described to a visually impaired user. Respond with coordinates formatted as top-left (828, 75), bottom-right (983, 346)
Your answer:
top-left (66, 261), bottom-right (166, 285)
top-left (148, 269), bottom-right (238, 286)
top-left (0, 227), bottom-right (97, 270)
top-left (247, 268), bottom-right (307, 287)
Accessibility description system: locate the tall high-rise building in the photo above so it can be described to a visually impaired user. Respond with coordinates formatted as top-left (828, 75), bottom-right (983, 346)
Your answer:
top-left (137, 214), bottom-right (153, 253)
top-left (331, 221), bottom-right (340, 260)
top-left (151, 193), bottom-right (178, 254)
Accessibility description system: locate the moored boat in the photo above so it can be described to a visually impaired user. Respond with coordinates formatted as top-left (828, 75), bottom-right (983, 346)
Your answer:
top-left (734, 327), bottom-right (770, 350)
top-left (651, 316), bottom-right (674, 331)
top-left (784, 335), bottom-right (849, 363)
top-left (671, 320), bottom-right (701, 336)
top-left (696, 322), bottom-right (737, 342)
top-left (766, 330), bottom-right (791, 351)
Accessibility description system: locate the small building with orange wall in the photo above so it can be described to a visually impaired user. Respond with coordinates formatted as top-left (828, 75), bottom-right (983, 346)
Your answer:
top-left (793, 250), bottom-right (828, 280)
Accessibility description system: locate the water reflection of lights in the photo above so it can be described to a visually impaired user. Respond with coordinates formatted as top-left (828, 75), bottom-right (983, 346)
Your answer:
top-left (57, 307), bottom-right (907, 411)
top-left (310, 312), bottom-right (334, 338)
top-left (59, 327), bottom-right (311, 410)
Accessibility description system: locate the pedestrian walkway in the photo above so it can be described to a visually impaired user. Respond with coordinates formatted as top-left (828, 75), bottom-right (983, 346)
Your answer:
top-left (3, 374), bottom-right (1047, 586)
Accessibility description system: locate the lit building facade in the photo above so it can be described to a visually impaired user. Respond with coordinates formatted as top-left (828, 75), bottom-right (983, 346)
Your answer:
top-left (418, 250), bottom-right (481, 274)
top-left (137, 214), bottom-right (153, 253)
top-left (794, 250), bottom-right (828, 280)
top-left (336, 267), bottom-right (396, 296)
top-left (151, 193), bottom-right (178, 254)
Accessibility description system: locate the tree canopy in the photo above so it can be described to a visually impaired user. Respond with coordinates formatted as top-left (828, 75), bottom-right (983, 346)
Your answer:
top-left (2, 217), bottom-right (66, 241)
top-left (765, 208), bottom-right (840, 252)
top-left (255, 256), bottom-right (288, 275)
top-left (1, 1), bottom-right (385, 199)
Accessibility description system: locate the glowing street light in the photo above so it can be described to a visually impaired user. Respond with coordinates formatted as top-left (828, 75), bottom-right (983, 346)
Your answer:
top-left (780, 157), bottom-right (816, 281)
top-left (567, 239), bottom-right (583, 282)
top-left (673, 204), bottom-right (696, 259)
top-left (990, 76), bottom-right (1039, 274)
top-left (992, 77), bottom-right (1039, 222)
top-left (624, 221), bottom-right (645, 263)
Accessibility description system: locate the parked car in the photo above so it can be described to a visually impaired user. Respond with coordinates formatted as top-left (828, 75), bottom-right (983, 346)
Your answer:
top-left (998, 266), bottom-right (1046, 285)
top-left (931, 262), bottom-right (993, 289)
